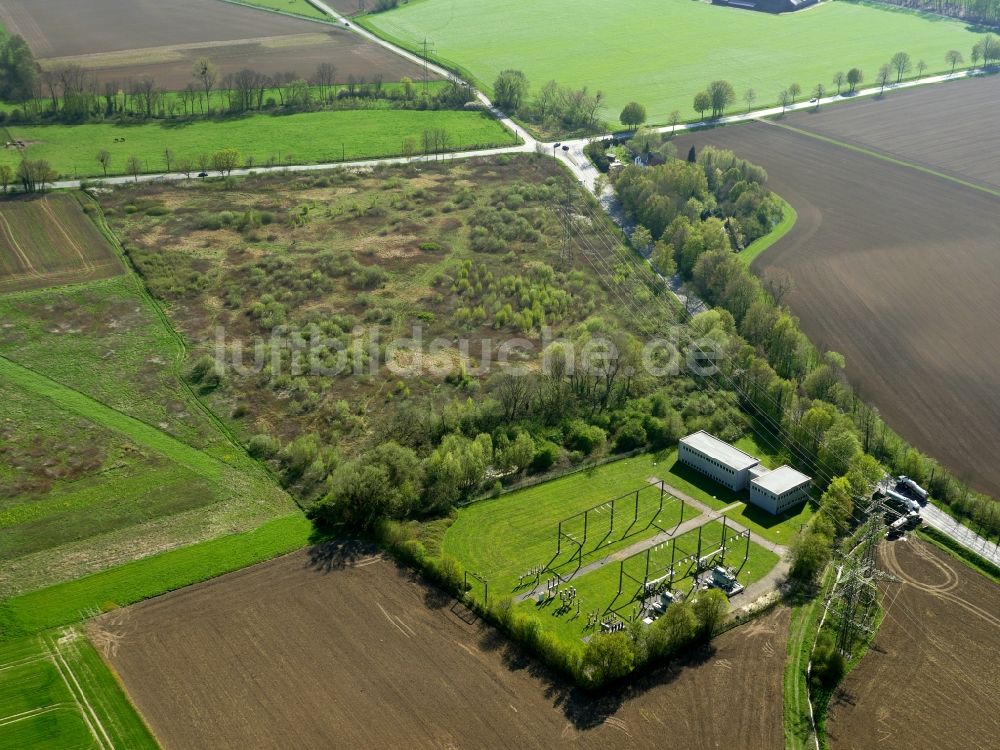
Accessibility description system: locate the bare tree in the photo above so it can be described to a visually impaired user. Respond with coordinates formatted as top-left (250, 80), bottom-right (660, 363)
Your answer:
top-left (125, 154), bottom-right (142, 182)
top-left (813, 83), bottom-right (825, 108)
top-left (890, 51), bottom-right (912, 83)
top-left (763, 268), bottom-right (794, 305)
top-left (831, 71), bottom-right (844, 95)
top-left (946, 49), bottom-right (964, 75)
top-left (876, 64), bottom-right (892, 94)
top-left (312, 62), bottom-right (337, 100)
top-left (163, 148), bottom-right (175, 172)
top-left (96, 149), bottom-right (112, 177)
top-left (669, 109), bottom-right (680, 134)
top-left (176, 157), bottom-right (194, 178)
top-left (743, 88), bottom-right (756, 113)
top-left (193, 57), bottom-right (217, 114)
top-left (778, 89), bottom-right (792, 114)
top-left (788, 82), bottom-right (802, 103)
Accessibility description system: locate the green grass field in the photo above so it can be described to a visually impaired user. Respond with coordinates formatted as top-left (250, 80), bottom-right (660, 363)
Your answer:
top-left (0, 631), bottom-right (156, 749)
top-left (0, 514), bottom-right (312, 639)
top-left (0, 109), bottom-right (518, 179)
top-left (441, 440), bottom-right (794, 649)
top-left (364, 0), bottom-right (979, 125)
top-left (512, 519), bottom-right (780, 650)
top-left (226, 0), bottom-right (332, 21)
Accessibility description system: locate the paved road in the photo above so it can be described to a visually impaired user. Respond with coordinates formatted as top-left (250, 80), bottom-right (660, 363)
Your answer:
top-left (921, 503), bottom-right (1000, 567)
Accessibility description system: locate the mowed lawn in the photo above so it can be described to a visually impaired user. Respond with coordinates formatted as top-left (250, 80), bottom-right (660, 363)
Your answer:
top-left (0, 109), bottom-right (518, 179)
top-left (364, 0), bottom-right (979, 124)
top-left (443, 439), bottom-right (792, 596)
top-left (514, 519), bottom-right (780, 649)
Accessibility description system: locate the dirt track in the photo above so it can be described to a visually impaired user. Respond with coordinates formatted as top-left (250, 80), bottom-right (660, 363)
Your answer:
top-left (677, 119), bottom-right (1000, 496)
top-left (0, 0), bottom-right (423, 88)
top-left (827, 539), bottom-right (1000, 749)
top-left (95, 544), bottom-right (787, 749)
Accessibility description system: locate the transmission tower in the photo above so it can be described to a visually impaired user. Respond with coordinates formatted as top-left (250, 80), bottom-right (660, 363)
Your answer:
top-left (834, 492), bottom-right (893, 654)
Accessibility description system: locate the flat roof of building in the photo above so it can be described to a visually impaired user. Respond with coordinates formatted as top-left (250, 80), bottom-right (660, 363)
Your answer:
top-left (679, 431), bottom-right (760, 471)
top-left (751, 465), bottom-right (811, 494)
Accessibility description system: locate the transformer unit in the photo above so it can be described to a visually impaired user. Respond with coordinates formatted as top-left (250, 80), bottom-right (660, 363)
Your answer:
top-left (897, 476), bottom-right (929, 505)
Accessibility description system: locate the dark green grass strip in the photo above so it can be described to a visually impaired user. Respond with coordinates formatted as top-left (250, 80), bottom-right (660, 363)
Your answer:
top-left (0, 513), bottom-right (312, 639)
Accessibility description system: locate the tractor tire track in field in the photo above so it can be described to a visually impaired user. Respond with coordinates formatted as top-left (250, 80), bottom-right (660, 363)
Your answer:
top-left (882, 540), bottom-right (999, 629)
top-left (0, 210), bottom-right (42, 278)
top-left (40, 198), bottom-right (94, 272)
top-left (828, 540), bottom-right (1000, 749)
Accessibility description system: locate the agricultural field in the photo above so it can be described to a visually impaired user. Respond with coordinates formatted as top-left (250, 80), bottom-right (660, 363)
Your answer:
top-left (0, 199), bottom-right (294, 595)
top-left (231, 0), bottom-right (332, 22)
top-left (675, 90), bottom-right (1000, 497)
top-left (782, 73), bottom-right (1000, 192)
top-left (0, 109), bottom-right (519, 179)
top-left (0, 0), bottom-right (423, 89)
top-left (363, 0), bottom-right (979, 124)
top-left (97, 547), bottom-right (788, 749)
top-left (0, 630), bottom-right (155, 749)
top-left (0, 194), bottom-right (122, 293)
top-left (826, 539), bottom-right (1000, 748)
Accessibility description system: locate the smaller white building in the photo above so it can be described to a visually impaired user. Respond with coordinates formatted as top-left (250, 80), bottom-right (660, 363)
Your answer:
top-left (750, 465), bottom-right (811, 515)
top-left (678, 431), bottom-right (760, 491)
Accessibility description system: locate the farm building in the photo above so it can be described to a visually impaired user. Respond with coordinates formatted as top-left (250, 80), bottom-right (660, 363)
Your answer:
top-left (750, 466), bottom-right (811, 514)
top-left (678, 431), bottom-right (760, 491)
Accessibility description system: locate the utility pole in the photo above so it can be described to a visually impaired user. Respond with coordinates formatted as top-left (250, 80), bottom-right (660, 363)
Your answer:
top-left (421, 38), bottom-right (435, 95)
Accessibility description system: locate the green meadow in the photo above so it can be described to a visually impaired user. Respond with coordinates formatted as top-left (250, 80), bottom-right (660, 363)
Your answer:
top-left (0, 109), bottom-right (518, 179)
top-left (364, 0), bottom-right (979, 124)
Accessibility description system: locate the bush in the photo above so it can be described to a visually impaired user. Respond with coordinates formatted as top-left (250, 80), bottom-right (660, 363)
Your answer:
top-left (581, 632), bottom-right (635, 687)
top-left (349, 264), bottom-right (388, 290)
top-left (614, 420), bottom-right (647, 452)
top-left (810, 632), bottom-right (845, 688)
top-left (584, 141), bottom-right (611, 173)
top-left (531, 441), bottom-right (560, 472)
top-left (188, 355), bottom-right (221, 387)
top-left (247, 433), bottom-right (280, 460)
top-left (565, 420), bottom-right (606, 454)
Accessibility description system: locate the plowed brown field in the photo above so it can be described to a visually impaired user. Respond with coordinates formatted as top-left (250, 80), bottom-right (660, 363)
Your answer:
top-left (827, 539), bottom-right (1000, 749)
top-left (783, 75), bottom-right (1000, 192)
top-left (0, 0), bottom-right (423, 89)
top-left (94, 545), bottom-right (787, 749)
top-left (677, 107), bottom-right (1000, 496)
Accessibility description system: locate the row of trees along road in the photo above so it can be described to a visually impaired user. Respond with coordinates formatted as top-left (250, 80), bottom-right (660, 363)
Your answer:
top-left (687, 35), bottom-right (999, 120)
top-left (0, 37), bottom-right (474, 124)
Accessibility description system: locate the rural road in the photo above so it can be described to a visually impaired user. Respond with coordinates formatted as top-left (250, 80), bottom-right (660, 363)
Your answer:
top-left (921, 503), bottom-right (1000, 568)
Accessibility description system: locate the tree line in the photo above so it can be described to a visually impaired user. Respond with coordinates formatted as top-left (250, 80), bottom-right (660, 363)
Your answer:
top-left (0, 36), bottom-right (476, 125)
top-left (610, 146), bottom-right (1000, 554)
top-left (867, 0), bottom-right (1000, 25)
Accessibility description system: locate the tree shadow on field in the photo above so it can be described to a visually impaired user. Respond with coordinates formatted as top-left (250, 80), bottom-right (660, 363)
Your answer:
top-left (476, 622), bottom-right (719, 731)
top-left (306, 539), bottom-right (378, 572)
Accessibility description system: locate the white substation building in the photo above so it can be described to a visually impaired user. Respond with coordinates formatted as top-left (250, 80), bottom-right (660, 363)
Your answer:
top-left (678, 430), bottom-right (811, 515)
